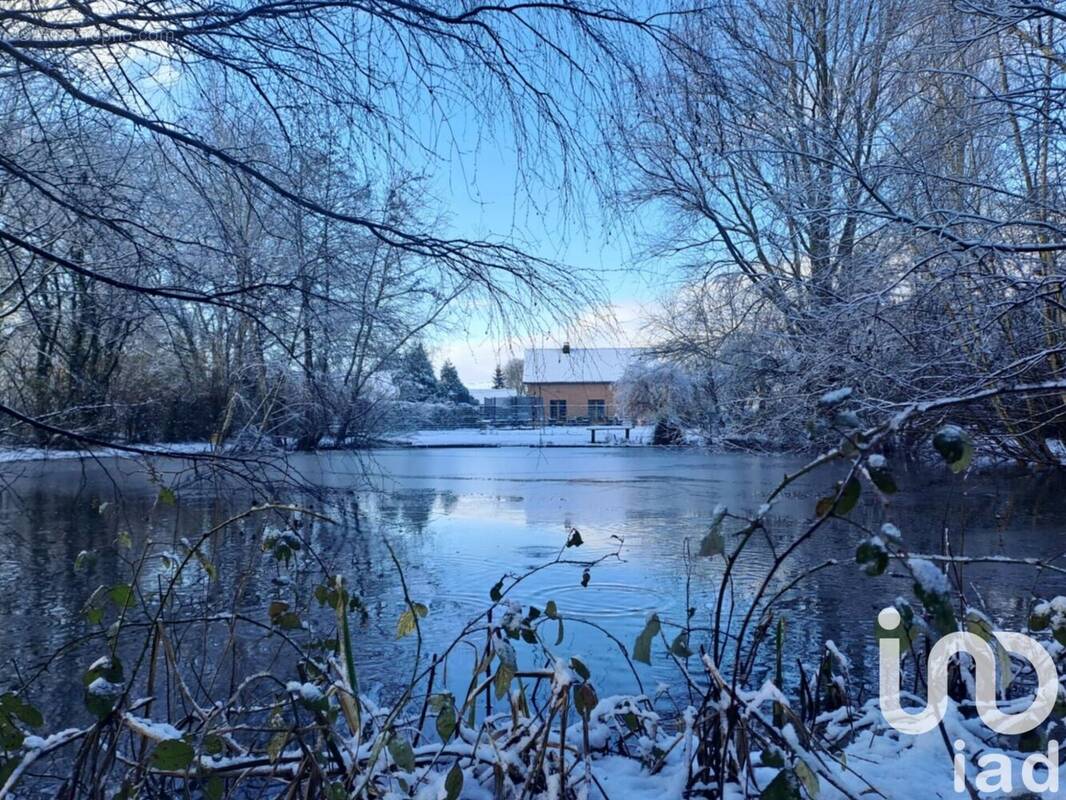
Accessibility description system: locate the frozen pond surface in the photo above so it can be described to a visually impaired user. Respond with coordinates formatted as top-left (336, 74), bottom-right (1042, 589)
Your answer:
top-left (1, 447), bottom-right (1065, 728)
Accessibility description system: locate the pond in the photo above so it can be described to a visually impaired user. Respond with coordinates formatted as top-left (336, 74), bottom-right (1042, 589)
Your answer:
top-left (1, 447), bottom-right (1064, 733)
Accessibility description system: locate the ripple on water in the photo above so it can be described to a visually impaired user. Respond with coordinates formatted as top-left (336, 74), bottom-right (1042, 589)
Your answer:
top-left (522, 581), bottom-right (672, 622)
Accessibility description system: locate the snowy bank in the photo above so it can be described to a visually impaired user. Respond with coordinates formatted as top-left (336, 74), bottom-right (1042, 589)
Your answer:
top-left (382, 425), bottom-right (656, 447)
top-left (0, 441), bottom-right (215, 464)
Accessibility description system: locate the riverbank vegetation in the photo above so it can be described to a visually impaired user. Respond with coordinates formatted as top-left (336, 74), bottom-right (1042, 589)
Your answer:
top-left (4, 1), bottom-right (1066, 464)
top-left (619, 0), bottom-right (1066, 464)
top-left (0, 2), bottom-right (653, 453)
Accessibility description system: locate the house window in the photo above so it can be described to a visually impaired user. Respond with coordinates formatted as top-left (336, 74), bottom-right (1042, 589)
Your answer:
top-left (587, 399), bottom-right (606, 421)
top-left (549, 399), bottom-right (567, 421)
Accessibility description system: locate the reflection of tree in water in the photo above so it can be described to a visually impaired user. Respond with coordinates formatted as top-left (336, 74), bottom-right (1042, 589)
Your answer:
top-left (0, 482), bottom-right (174, 728)
top-left (0, 478), bottom-right (432, 725)
top-left (376, 489), bottom-right (439, 533)
top-left (438, 491), bottom-right (459, 516)
top-left (732, 465), bottom-right (1066, 689)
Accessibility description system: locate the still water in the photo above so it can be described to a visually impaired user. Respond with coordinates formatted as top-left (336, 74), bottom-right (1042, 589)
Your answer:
top-left (1, 447), bottom-right (1064, 729)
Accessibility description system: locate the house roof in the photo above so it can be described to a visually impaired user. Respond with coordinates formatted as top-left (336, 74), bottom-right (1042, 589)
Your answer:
top-left (522, 347), bottom-right (643, 384)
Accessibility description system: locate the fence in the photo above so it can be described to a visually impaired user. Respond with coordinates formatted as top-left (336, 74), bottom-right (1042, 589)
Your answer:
top-left (380, 398), bottom-right (627, 431)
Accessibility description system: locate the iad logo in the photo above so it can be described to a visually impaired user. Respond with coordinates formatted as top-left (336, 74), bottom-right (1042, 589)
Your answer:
top-left (878, 607), bottom-right (1063, 793)
top-left (877, 606), bottom-right (1058, 735)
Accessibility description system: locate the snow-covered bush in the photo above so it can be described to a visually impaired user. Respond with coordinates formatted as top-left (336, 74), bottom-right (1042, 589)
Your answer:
top-left (614, 359), bottom-right (716, 438)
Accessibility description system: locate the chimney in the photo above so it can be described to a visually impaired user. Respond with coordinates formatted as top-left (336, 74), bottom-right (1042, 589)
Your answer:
top-left (562, 342), bottom-right (571, 354)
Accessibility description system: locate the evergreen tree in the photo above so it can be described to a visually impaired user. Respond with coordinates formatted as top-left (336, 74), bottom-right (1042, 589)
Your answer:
top-left (438, 360), bottom-right (476, 405)
top-left (394, 343), bottom-right (439, 402)
top-left (492, 365), bottom-right (506, 389)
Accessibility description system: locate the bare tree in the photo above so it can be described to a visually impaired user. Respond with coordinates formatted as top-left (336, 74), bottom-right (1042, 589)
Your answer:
top-left (621, 0), bottom-right (1066, 460)
top-left (0, 1), bottom-right (668, 453)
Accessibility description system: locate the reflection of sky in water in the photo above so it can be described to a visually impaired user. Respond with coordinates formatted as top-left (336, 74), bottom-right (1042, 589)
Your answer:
top-left (1, 449), bottom-right (1065, 728)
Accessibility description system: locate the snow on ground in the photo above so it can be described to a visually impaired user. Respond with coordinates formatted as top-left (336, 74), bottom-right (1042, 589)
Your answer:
top-left (0, 442), bottom-right (213, 463)
top-left (587, 717), bottom-right (1027, 799)
top-left (383, 425), bottom-right (656, 447)
top-left (0, 425), bottom-right (672, 463)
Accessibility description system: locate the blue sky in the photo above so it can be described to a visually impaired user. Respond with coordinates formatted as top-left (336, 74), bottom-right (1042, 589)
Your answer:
top-left (370, 5), bottom-right (689, 388)
top-left (422, 117), bottom-right (677, 387)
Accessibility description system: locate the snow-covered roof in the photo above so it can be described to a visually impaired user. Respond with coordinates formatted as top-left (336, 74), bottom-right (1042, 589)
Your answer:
top-left (522, 347), bottom-right (644, 384)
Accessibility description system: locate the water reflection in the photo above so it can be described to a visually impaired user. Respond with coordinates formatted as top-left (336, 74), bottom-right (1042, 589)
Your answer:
top-left (0, 450), bottom-right (1064, 729)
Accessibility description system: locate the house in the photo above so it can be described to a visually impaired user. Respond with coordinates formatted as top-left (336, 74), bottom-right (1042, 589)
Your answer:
top-left (522, 345), bottom-right (643, 422)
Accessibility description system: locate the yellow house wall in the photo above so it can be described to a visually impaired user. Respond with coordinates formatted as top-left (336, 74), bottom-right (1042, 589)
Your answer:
top-left (523, 382), bottom-right (615, 418)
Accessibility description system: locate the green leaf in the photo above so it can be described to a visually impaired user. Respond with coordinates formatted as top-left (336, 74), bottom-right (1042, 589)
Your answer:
top-left (760, 747), bottom-right (786, 768)
top-left (814, 496), bottom-right (834, 517)
top-left (266, 731), bottom-right (288, 762)
top-left (868, 465), bottom-right (897, 495)
top-left (157, 486), bottom-right (177, 506)
top-left (84, 689), bottom-right (117, 719)
top-left (74, 550), bottom-right (97, 572)
top-left (151, 739), bottom-right (195, 771)
top-left (1031, 605), bottom-right (1050, 631)
top-left (817, 477), bottom-right (861, 516)
top-left (116, 531), bottom-right (132, 551)
top-left (545, 600), bottom-right (559, 619)
top-left (855, 539), bottom-right (888, 577)
top-left (836, 477), bottom-right (861, 514)
top-left (396, 602), bottom-right (428, 638)
top-left (444, 763), bottom-right (464, 800)
top-left (436, 701), bottom-right (457, 742)
top-left (933, 425), bottom-right (973, 473)
top-left (566, 528), bottom-right (583, 547)
top-left (489, 578), bottom-right (504, 603)
top-left (267, 600), bottom-right (302, 631)
top-left (204, 775), bottom-right (224, 800)
top-left (761, 769), bottom-right (802, 800)
top-left (570, 657), bottom-right (590, 681)
top-left (188, 548), bottom-right (218, 581)
top-left (794, 760), bottom-right (820, 799)
top-left (913, 579), bottom-right (955, 635)
top-left (0, 694), bottom-right (42, 728)
top-left (1019, 727), bottom-right (1047, 753)
top-left (272, 611), bottom-right (302, 630)
top-left (494, 663), bottom-right (515, 700)
top-left (633, 614), bottom-right (661, 665)
top-left (387, 735), bottom-right (415, 772)
top-left (575, 683), bottom-right (598, 717)
top-left (699, 529), bottom-right (725, 557)
top-left (555, 618), bottom-right (565, 646)
top-left (108, 584), bottom-right (135, 609)
top-left (83, 655), bottom-right (124, 686)
top-left (670, 632), bottom-right (693, 657)
top-left (202, 734), bottom-right (224, 756)
top-left (0, 721), bottom-right (23, 751)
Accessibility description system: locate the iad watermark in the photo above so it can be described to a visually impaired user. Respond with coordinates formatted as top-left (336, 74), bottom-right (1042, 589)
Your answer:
top-left (877, 606), bottom-right (1061, 793)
